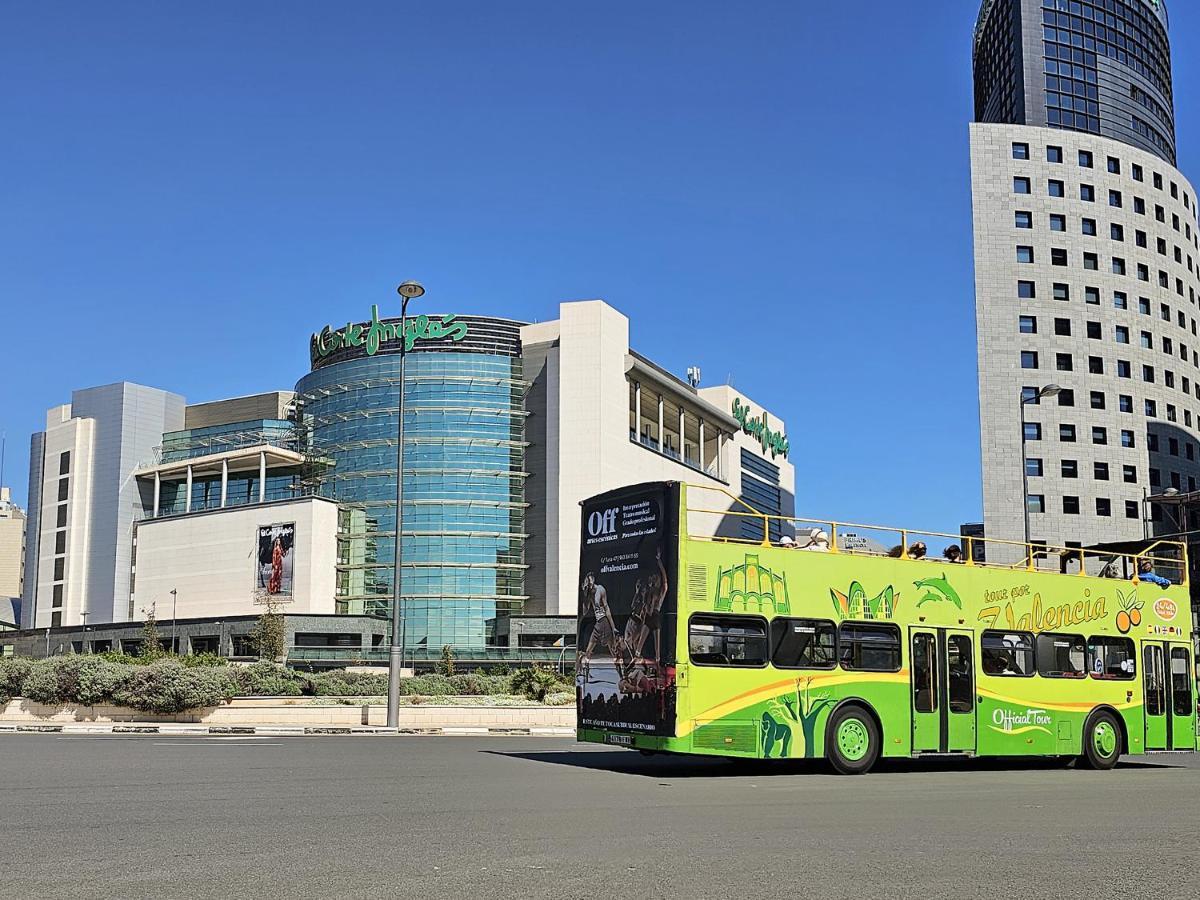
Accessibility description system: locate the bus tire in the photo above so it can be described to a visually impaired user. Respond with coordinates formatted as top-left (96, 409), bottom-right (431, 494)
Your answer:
top-left (826, 705), bottom-right (880, 775)
top-left (1078, 710), bottom-right (1121, 770)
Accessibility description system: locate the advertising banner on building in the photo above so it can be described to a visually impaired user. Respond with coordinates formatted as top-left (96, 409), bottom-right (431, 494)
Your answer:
top-left (576, 482), bottom-right (678, 736)
top-left (256, 523), bottom-right (295, 600)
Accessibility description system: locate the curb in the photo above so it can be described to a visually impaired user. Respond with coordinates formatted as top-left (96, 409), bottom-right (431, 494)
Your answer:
top-left (0, 723), bottom-right (575, 738)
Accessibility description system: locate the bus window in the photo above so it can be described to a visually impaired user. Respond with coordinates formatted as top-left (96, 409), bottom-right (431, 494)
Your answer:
top-left (688, 615), bottom-right (768, 667)
top-left (947, 634), bottom-right (974, 712)
top-left (771, 618), bottom-right (836, 669)
top-left (1145, 645), bottom-right (1165, 715)
top-left (981, 631), bottom-right (1035, 676)
top-left (838, 623), bottom-right (901, 672)
top-left (1035, 633), bottom-right (1086, 678)
top-left (912, 632), bottom-right (936, 712)
top-left (1087, 636), bottom-right (1136, 680)
top-left (1171, 648), bottom-right (1193, 716)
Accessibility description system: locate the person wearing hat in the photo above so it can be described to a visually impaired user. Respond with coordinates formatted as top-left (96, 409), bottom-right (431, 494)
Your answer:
top-left (802, 528), bottom-right (831, 552)
top-left (778, 535), bottom-right (797, 548)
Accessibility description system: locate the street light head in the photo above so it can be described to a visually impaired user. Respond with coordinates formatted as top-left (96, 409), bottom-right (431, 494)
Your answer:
top-left (397, 281), bottom-right (426, 300)
top-left (1038, 384), bottom-right (1062, 398)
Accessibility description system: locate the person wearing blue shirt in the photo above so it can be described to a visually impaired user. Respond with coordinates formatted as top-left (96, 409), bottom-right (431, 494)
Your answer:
top-left (1138, 559), bottom-right (1172, 588)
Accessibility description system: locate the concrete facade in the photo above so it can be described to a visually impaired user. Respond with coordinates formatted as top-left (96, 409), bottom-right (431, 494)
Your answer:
top-left (0, 488), bottom-right (25, 605)
top-left (521, 300), bottom-right (794, 616)
top-left (24, 384), bottom-right (186, 628)
top-left (183, 391), bottom-right (295, 430)
top-left (131, 497), bottom-right (339, 620)
top-left (972, 122), bottom-right (1200, 559)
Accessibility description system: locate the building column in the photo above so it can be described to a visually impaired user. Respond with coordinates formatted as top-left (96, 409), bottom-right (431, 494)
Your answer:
top-left (699, 419), bottom-right (705, 471)
top-left (657, 395), bottom-right (664, 451)
top-left (185, 465), bottom-right (193, 513)
top-left (220, 458), bottom-right (229, 508)
top-left (153, 472), bottom-right (160, 519)
top-left (633, 382), bottom-right (641, 440)
top-left (258, 451), bottom-right (266, 503)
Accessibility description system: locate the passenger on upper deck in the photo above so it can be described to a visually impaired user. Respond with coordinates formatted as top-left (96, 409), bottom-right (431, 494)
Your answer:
top-left (908, 541), bottom-right (927, 560)
top-left (943, 544), bottom-right (963, 564)
top-left (801, 528), bottom-right (830, 552)
top-left (1137, 559), bottom-right (1173, 588)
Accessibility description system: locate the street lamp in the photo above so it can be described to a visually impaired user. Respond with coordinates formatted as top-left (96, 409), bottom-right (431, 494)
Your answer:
top-left (1020, 384), bottom-right (1061, 562)
top-left (170, 589), bottom-right (178, 655)
top-left (388, 280), bottom-right (425, 729)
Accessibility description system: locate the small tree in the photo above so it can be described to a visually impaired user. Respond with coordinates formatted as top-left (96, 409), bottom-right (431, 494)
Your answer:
top-left (139, 607), bottom-right (164, 661)
top-left (437, 644), bottom-right (457, 676)
top-left (248, 596), bottom-right (287, 663)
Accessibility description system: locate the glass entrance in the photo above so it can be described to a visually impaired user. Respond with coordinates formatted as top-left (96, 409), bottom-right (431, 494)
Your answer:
top-left (910, 628), bottom-right (975, 753)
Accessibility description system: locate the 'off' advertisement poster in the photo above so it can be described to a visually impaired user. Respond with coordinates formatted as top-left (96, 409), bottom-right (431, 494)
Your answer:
top-left (576, 482), bottom-right (678, 736)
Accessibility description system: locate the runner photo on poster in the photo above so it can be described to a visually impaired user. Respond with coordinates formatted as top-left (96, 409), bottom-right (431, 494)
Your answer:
top-left (576, 483), bottom-right (678, 736)
top-left (256, 523), bottom-right (295, 598)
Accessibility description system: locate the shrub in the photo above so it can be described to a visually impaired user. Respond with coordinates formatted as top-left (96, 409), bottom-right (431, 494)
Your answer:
top-left (310, 671), bottom-right (389, 697)
top-left (229, 662), bottom-right (306, 697)
top-left (112, 660), bottom-right (235, 713)
top-left (399, 674), bottom-right (456, 697)
top-left (21, 656), bottom-right (125, 707)
top-left (180, 653), bottom-right (226, 668)
top-left (0, 657), bottom-right (34, 704)
top-left (509, 667), bottom-right (564, 702)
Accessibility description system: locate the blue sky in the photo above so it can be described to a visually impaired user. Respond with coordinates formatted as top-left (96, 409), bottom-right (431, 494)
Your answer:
top-left (3, 1), bottom-right (1199, 532)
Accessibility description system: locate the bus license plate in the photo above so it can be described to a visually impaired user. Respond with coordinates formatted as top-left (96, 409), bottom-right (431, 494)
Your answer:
top-left (606, 734), bottom-right (632, 747)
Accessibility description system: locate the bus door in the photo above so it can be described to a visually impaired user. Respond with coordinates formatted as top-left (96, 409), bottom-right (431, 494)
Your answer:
top-left (910, 628), bottom-right (976, 754)
top-left (1144, 642), bottom-right (1194, 750)
top-left (1168, 644), bottom-right (1195, 750)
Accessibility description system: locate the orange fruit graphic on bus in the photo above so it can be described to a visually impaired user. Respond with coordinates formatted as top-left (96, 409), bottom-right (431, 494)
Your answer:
top-left (1115, 589), bottom-right (1144, 634)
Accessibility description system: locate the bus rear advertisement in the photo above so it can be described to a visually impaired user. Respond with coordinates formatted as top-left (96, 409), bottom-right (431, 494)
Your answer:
top-left (575, 481), bottom-right (1198, 773)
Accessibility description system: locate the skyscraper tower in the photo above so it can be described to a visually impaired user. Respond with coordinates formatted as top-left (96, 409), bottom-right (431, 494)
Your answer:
top-left (971, 0), bottom-right (1200, 559)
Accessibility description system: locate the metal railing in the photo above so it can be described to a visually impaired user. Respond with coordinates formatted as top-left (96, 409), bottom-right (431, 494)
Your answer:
top-left (682, 484), bottom-right (1190, 587)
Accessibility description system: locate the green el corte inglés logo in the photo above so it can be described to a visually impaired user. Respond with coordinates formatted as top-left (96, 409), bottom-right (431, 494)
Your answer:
top-left (310, 306), bottom-right (468, 366)
top-left (731, 398), bottom-right (789, 459)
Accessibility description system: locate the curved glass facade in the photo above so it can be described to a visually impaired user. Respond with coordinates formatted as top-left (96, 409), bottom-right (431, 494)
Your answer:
top-left (295, 316), bottom-right (527, 651)
top-left (975, 0), bottom-right (1176, 165)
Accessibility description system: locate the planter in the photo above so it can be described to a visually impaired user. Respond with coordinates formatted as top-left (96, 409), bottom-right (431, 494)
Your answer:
top-left (0, 697), bottom-right (576, 728)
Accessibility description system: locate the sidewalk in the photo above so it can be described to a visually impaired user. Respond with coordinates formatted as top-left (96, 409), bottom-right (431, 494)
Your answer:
top-left (0, 722), bottom-right (575, 737)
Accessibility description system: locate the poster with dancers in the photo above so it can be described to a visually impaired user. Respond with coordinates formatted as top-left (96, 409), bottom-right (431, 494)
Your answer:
top-left (576, 482), bottom-right (678, 736)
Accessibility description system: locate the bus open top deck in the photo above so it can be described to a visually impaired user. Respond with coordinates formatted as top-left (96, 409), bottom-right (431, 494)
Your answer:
top-left (575, 481), bottom-right (1196, 773)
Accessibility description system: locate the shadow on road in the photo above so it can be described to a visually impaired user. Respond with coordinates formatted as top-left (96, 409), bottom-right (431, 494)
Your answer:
top-left (488, 749), bottom-right (1182, 778)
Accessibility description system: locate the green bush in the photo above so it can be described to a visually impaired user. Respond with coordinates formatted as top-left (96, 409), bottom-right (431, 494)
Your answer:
top-left (310, 671), bottom-right (389, 696)
top-left (111, 660), bottom-right (235, 713)
top-left (228, 662), bottom-right (307, 697)
top-left (21, 656), bottom-right (124, 706)
top-left (509, 667), bottom-right (565, 702)
top-left (0, 657), bottom-right (33, 704)
top-left (179, 653), bottom-right (226, 668)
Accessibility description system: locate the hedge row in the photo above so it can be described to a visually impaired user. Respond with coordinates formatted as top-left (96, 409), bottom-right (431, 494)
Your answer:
top-left (0, 656), bottom-right (573, 713)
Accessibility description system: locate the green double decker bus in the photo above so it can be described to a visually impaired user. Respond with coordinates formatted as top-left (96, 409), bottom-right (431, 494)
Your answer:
top-left (576, 482), bottom-right (1197, 774)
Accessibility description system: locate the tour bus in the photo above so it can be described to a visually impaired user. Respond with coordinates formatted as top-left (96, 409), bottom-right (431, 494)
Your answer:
top-left (576, 481), bottom-right (1197, 774)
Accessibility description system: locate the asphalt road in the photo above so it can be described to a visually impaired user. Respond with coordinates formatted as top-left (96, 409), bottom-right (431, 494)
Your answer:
top-left (1, 735), bottom-right (1197, 899)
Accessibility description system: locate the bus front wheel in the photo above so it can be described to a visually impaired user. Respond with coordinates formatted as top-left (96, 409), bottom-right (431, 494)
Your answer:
top-left (826, 706), bottom-right (880, 775)
top-left (1078, 710), bottom-right (1121, 770)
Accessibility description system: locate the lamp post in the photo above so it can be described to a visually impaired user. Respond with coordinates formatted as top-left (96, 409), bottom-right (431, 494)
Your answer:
top-left (388, 280), bottom-right (425, 729)
top-left (1020, 384), bottom-right (1061, 563)
top-left (170, 589), bottom-right (178, 655)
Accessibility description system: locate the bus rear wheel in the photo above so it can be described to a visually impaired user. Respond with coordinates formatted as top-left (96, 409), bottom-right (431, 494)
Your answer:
top-left (826, 706), bottom-right (880, 775)
top-left (1078, 710), bottom-right (1121, 771)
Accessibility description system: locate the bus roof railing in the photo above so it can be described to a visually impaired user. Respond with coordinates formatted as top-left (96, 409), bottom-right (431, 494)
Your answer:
top-left (681, 483), bottom-right (1189, 588)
